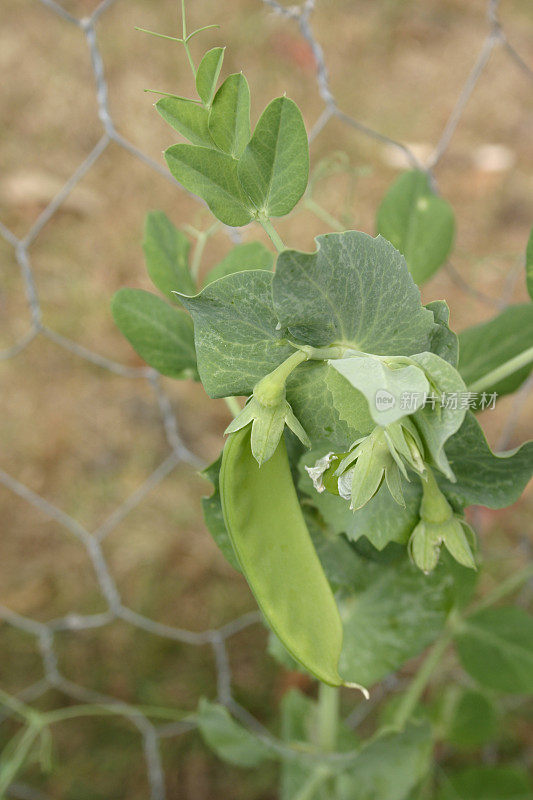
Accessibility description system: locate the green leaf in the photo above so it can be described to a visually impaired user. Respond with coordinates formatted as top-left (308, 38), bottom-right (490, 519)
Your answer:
top-left (111, 289), bottom-right (197, 378)
top-left (336, 723), bottom-right (433, 800)
top-left (329, 356), bottom-right (429, 427)
top-left (178, 270), bottom-right (294, 397)
top-left (272, 232), bottom-right (437, 352)
top-left (299, 448), bottom-right (422, 550)
top-left (238, 96), bottom-right (309, 217)
top-left (377, 170), bottom-right (455, 284)
top-left (195, 47), bottom-right (224, 107)
top-left (156, 97), bottom-right (214, 148)
top-left (526, 226), bottom-right (533, 301)
top-left (209, 73), bottom-right (251, 157)
top-left (203, 241), bottom-right (273, 286)
top-left (339, 558), bottom-right (450, 687)
top-left (288, 362), bottom-right (369, 448)
top-left (201, 455), bottom-right (240, 571)
top-left (165, 144), bottom-right (254, 227)
top-left (410, 351), bottom-right (467, 479)
top-left (197, 699), bottom-right (272, 767)
top-left (426, 300), bottom-right (458, 367)
top-left (458, 304), bottom-right (533, 396)
top-left (455, 606), bottom-right (533, 693)
top-left (437, 767), bottom-right (532, 800)
top-left (143, 211), bottom-right (195, 299)
top-left (439, 411), bottom-right (533, 509)
top-left (446, 689), bottom-right (499, 749)
top-left (324, 364), bottom-right (375, 441)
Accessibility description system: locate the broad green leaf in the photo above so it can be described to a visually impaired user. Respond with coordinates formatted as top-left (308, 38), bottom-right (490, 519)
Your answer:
top-left (209, 73), bottom-right (251, 157)
top-left (339, 558), bottom-right (450, 687)
top-left (527, 226), bottom-right (533, 301)
top-left (156, 97), bottom-right (214, 148)
top-left (336, 723), bottom-right (433, 800)
top-left (288, 361), bottom-right (370, 448)
top-left (455, 606), bottom-right (533, 693)
top-left (143, 211), bottom-right (195, 299)
top-left (203, 241), bottom-right (273, 286)
top-left (437, 767), bottom-right (532, 800)
top-left (165, 144), bottom-right (253, 227)
top-left (111, 289), bottom-right (197, 378)
top-left (197, 699), bottom-right (272, 767)
top-left (201, 455), bottom-right (240, 571)
top-left (329, 355), bottom-right (429, 427)
top-left (272, 232), bottom-right (437, 352)
top-left (458, 304), bottom-right (533, 396)
top-left (324, 365), bottom-right (375, 441)
top-left (426, 300), bottom-right (458, 367)
top-left (377, 170), bottom-right (455, 284)
top-left (238, 96), bottom-right (309, 217)
top-left (439, 411), bottom-right (533, 508)
top-left (178, 270), bottom-right (294, 397)
top-left (410, 351), bottom-right (467, 479)
top-left (299, 449), bottom-right (422, 550)
top-left (195, 47), bottom-right (224, 107)
top-left (446, 689), bottom-right (498, 749)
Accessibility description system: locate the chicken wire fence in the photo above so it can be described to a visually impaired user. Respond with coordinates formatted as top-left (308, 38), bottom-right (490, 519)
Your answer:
top-left (1, 0), bottom-right (532, 797)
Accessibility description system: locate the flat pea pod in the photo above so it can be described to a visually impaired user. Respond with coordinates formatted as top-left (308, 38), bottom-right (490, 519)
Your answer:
top-left (220, 426), bottom-right (344, 686)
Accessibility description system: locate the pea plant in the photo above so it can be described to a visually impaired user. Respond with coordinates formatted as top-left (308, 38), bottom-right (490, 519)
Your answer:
top-left (112, 6), bottom-right (533, 799)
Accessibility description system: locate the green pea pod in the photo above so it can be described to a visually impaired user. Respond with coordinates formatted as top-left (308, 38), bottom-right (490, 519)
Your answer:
top-left (220, 427), bottom-right (347, 687)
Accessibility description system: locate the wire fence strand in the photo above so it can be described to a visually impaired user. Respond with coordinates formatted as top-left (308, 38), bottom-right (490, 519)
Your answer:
top-left (1, 0), bottom-right (532, 797)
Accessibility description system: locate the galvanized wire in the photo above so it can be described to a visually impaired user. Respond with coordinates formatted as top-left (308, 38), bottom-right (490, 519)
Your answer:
top-left (1, 0), bottom-right (531, 797)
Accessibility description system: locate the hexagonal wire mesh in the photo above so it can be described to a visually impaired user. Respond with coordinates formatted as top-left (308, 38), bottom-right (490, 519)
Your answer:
top-left (1, 0), bottom-right (532, 797)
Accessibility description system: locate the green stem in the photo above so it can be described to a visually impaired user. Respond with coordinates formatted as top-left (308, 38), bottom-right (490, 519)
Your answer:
top-left (135, 27), bottom-right (182, 42)
top-left (0, 688), bottom-right (39, 723)
top-left (468, 347), bottom-right (533, 393)
top-left (296, 344), bottom-right (349, 361)
top-left (0, 723), bottom-right (41, 795)
top-left (253, 350), bottom-right (308, 405)
top-left (304, 198), bottom-right (344, 232)
top-left (392, 630), bottom-right (453, 729)
top-left (224, 396), bottom-right (242, 418)
top-left (190, 233), bottom-right (207, 281)
top-left (190, 222), bottom-right (219, 282)
top-left (468, 563), bottom-right (533, 614)
top-left (181, 0), bottom-right (196, 77)
top-left (293, 766), bottom-right (333, 800)
top-left (317, 684), bottom-right (339, 751)
top-left (259, 218), bottom-right (286, 253)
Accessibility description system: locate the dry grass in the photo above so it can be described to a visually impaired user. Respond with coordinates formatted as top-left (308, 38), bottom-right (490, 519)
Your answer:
top-left (1, 0), bottom-right (532, 797)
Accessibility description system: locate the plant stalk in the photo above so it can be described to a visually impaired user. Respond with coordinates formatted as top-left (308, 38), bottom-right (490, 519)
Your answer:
top-left (317, 683), bottom-right (339, 752)
top-left (181, 0), bottom-right (197, 77)
top-left (259, 218), bottom-right (286, 253)
top-left (468, 346), bottom-right (533, 393)
top-left (224, 396), bottom-right (242, 417)
top-left (392, 630), bottom-right (453, 729)
top-left (468, 563), bottom-right (533, 614)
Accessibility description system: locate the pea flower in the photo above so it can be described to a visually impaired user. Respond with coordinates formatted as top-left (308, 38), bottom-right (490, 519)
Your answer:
top-left (306, 417), bottom-right (426, 511)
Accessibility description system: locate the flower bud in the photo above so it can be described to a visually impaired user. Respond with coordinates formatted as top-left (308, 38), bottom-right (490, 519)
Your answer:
top-left (408, 468), bottom-right (476, 573)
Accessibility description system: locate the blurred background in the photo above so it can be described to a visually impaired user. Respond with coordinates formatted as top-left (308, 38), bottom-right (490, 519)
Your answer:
top-left (1, 0), bottom-right (532, 797)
